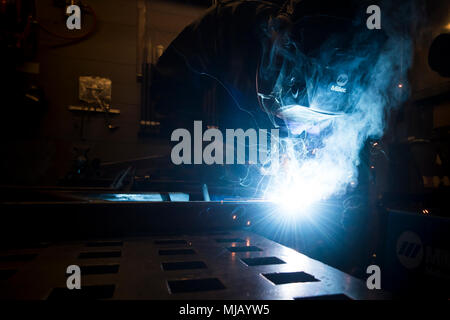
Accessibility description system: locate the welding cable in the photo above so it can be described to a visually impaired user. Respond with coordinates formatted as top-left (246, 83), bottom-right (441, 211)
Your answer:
top-left (169, 44), bottom-right (261, 129)
top-left (35, 1), bottom-right (97, 43)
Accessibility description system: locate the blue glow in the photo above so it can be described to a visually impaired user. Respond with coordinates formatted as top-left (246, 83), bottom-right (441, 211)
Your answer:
top-left (99, 193), bottom-right (163, 202)
top-left (169, 192), bottom-right (190, 202)
top-left (92, 193), bottom-right (190, 202)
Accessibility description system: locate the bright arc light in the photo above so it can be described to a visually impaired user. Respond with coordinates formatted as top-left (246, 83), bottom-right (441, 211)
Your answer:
top-left (267, 179), bottom-right (321, 216)
top-left (264, 141), bottom-right (351, 217)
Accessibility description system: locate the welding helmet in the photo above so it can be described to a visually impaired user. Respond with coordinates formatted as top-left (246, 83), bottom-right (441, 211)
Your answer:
top-left (257, 0), bottom-right (387, 132)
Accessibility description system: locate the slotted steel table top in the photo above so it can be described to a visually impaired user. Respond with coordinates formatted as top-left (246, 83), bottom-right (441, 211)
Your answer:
top-left (0, 231), bottom-right (387, 300)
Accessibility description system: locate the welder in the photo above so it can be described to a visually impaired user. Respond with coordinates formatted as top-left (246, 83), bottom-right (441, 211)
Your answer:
top-left (149, 0), bottom-right (391, 276)
top-left (150, 0), bottom-right (386, 135)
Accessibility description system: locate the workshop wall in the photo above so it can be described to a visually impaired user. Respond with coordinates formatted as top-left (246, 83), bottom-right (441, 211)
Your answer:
top-left (2, 0), bottom-right (206, 185)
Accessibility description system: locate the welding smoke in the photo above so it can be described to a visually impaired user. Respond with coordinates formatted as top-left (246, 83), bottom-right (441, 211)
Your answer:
top-left (259, 0), bottom-right (421, 206)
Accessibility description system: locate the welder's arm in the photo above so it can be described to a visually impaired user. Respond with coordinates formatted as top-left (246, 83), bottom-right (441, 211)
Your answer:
top-left (150, 5), bottom-right (220, 127)
top-left (150, 1), bottom-right (279, 129)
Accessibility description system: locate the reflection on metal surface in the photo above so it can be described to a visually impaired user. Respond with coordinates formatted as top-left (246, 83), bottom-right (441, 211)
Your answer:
top-left (97, 193), bottom-right (163, 202)
top-left (0, 231), bottom-right (388, 299)
top-left (169, 193), bottom-right (190, 202)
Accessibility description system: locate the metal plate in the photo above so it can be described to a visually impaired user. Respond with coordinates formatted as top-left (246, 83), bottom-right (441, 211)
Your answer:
top-left (0, 231), bottom-right (388, 300)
